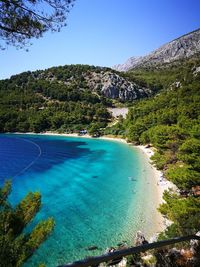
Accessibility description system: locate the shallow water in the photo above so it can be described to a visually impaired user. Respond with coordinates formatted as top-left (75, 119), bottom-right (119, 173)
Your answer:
top-left (0, 134), bottom-right (158, 266)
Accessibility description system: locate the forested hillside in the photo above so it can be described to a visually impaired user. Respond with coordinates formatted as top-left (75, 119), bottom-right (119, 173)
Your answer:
top-left (113, 55), bottom-right (200, 239)
top-left (0, 65), bottom-right (149, 134)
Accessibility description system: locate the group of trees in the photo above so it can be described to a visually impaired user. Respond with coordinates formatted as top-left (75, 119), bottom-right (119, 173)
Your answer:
top-left (0, 65), bottom-right (113, 134)
top-left (0, 0), bottom-right (75, 49)
top-left (106, 55), bottom-right (200, 239)
top-left (0, 180), bottom-right (54, 266)
top-left (120, 56), bottom-right (200, 239)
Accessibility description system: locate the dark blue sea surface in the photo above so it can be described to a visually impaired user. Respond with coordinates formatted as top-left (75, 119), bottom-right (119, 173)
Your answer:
top-left (0, 134), bottom-right (155, 266)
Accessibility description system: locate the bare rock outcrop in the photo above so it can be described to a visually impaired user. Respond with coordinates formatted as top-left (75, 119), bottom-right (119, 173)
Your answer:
top-left (85, 71), bottom-right (151, 101)
top-left (113, 28), bottom-right (200, 71)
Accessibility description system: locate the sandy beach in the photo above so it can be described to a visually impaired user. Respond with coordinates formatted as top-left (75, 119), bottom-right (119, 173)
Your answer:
top-left (137, 145), bottom-right (175, 205)
top-left (136, 145), bottom-right (176, 240)
top-left (37, 132), bottom-right (128, 143)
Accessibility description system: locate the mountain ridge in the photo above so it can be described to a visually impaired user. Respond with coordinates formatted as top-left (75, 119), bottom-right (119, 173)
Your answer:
top-left (113, 28), bottom-right (200, 71)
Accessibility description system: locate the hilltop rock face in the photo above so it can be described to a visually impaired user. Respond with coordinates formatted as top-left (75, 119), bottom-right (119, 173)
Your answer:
top-left (85, 71), bottom-right (151, 101)
top-left (8, 65), bottom-right (151, 102)
top-left (113, 28), bottom-right (200, 71)
top-left (113, 57), bottom-right (143, 72)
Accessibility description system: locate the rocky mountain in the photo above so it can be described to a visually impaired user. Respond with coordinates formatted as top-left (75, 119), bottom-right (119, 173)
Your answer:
top-left (28, 65), bottom-right (151, 101)
top-left (113, 28), bottom-right (200, 71)
top-left (83, 70), bottom-right (151, 101)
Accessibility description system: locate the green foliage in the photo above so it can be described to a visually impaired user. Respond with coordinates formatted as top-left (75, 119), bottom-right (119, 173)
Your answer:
top-left (0, 180), bottom-right (11, 206)
top-left (123, 56), bottom-right (200, 238)
top-left (14, 192), bottom-right (41, 233)
top-left (127, 119), bottom-right (147, 143)
top-left (151, 151), bottom-right (169, 170)
top-left (124, 53), bottom-right (200, 93)
top-left (0, 0), bottom-right (75, 49)
top-left (159, 190), bottom-right (200, 236)
top-left (178, 138), bottom-right (200, 170)
top-left (126, 253), bottom-right (141, 267)
top-left (25, 218), bottom-right (54, 260)
top-left (166, 164), bottom-right (200, 189)
top-left (88, 122), bottom-right (102, 137)
top-left (0, 65), bottom-right (112, 133)
top-left (104, 120), bottom-right (126, 137)
top-left (0, 181), bottom-right (54, 266)
top-left (140, 125), bottom-right (186, 149)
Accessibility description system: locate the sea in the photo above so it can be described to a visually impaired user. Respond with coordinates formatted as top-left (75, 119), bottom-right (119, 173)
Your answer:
top-left (0, 134), bottom-right (159, 266)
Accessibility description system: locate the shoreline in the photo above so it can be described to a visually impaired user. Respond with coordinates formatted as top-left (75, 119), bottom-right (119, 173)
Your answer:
top-left (137, 145), bottom-right (175, 205)
top-left (136, 145), bottom-right (175, 240)
top-left (7, 131), bottom-right (174, 239)
top-left (15, 131), bottom-right (128, 143)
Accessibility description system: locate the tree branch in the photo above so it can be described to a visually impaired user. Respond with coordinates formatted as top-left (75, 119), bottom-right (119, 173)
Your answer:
top-left (0, 23), bottom-right (31, 37)
top-left (9, 1), bottom-right (52, 22)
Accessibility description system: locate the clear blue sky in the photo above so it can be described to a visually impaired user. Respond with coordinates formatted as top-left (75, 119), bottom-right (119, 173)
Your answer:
top-left (1, 0), bottom-right (200, 79)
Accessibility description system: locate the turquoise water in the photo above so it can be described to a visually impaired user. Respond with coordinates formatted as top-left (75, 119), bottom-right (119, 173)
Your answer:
top-left (0, 134), bottom-right (158, 266)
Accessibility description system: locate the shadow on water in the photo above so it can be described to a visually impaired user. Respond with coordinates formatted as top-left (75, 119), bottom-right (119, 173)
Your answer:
top-left (0, 134), bottom-right (93, 183)
top-left (0, 133), bottom-right (142, 266)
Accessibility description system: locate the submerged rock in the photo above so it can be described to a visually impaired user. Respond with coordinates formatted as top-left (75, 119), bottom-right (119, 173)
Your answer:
top-left (86, 245), bottom-right (99, 251)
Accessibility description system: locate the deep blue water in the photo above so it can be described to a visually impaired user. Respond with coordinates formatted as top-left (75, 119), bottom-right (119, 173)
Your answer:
top-left (0, 134), bottom-right (154, 266)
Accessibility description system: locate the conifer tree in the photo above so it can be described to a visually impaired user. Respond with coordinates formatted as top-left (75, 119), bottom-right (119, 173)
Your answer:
top-left (0, 180), bottom-right (54, 266)
top-left (0, 0), bottom-right (75, 49)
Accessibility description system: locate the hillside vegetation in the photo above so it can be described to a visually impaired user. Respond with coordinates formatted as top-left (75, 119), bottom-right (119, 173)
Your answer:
top-left (112, 56), bottom-right (200, 239)
top-left (0, 64), bottom-right (151, 134)
top-left (0, 65), bottom-right (110, 133)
